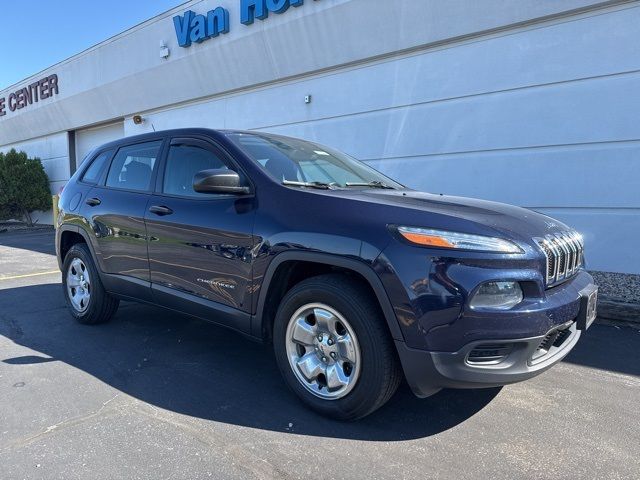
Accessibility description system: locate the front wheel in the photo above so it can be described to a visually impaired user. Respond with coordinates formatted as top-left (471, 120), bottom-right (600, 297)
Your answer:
top-left (273, 274), bottom-right (402, 420)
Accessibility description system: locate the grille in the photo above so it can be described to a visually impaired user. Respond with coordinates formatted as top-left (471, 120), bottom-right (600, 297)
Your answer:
top-left (531, 326), bottom-right (573, 362)
top-left (534, 232), bottom-right (584, 286)
top-left (553, 328), bottom-right (572, 347)
top-left (538, 331), bottom-right (558, 352)
top-left (467, 343), bottom-right (513, 365)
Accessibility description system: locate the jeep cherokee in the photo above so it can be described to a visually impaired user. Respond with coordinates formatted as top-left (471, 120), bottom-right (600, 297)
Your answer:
top-left (56, 128), bottom-right (598, 420)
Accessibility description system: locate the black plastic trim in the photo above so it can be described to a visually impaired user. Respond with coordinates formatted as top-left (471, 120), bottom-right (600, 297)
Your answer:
top-left (252, 251), bottom-right (404, 341)
top-left (56, 224), bottom-right (93, 270)
top-left (101, 273), bottom-right (154, 303)
top-left (395, 323), bottom-right (581, 398)
top-left (151, 283), bottom-right (253, 337)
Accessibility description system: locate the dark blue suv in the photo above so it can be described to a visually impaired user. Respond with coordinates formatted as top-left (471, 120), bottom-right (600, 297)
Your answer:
top-left (56, 129), bottom-right (598, 420)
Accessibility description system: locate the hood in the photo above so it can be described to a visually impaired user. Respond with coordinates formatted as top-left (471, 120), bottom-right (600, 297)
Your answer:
top-left (325, 189), bottom-right (571, 243)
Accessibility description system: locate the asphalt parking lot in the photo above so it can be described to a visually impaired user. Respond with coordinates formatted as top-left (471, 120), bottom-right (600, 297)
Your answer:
top-left (0, 230), bottom-right (639, 479)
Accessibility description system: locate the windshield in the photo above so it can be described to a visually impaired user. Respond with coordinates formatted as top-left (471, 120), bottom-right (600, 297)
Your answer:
top-left (226, 132), bottom-right (403, 189)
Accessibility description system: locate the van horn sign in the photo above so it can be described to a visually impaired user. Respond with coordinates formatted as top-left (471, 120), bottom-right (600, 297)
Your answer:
top-left (173, 0), bottom-right (314, 48)
top-left (0, 74), bottom-right (59, 117)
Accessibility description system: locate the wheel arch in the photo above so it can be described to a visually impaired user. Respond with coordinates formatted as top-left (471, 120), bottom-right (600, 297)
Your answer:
top-left (252, 252), bottom-right (404, 343)
top-left (57, 225), bottom-right (96, 270)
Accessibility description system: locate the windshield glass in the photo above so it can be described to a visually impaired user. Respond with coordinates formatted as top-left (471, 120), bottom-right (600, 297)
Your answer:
top-left (226, 132), bottom-right (403, 189)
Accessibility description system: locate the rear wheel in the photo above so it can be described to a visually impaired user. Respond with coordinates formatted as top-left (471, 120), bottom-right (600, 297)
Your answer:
top-left (273, 274), bottom-right (402, 420)
top-left (62, 243), bottom-right (119, 324)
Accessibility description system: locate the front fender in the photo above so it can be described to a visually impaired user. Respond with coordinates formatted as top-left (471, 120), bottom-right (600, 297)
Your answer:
top-left (251, 250), bottom-right (404, 342)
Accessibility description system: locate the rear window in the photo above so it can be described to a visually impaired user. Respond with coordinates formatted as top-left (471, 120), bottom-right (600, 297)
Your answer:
top-left (105, 141), bottom-right (162, 192)
top-left (81, 151), bottom-right (112, 185)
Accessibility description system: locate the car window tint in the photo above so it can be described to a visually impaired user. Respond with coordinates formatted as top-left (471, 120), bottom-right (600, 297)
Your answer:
top-left (163, 144), bottom-right (230, 197)
top-left (106, 141), bottom-right (162, 192)
top-left (81, 151), bottom-right (111, 184)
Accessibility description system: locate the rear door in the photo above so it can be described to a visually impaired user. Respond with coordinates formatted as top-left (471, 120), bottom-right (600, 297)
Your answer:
top-left (145, 136), bottom-right (256, 326)
top-left (83, 140), bottom-right (164, 299)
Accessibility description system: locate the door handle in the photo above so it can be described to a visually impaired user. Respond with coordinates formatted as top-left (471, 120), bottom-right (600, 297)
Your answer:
top-left (149, 205), bottom-right (173, 216)
top-left (85, 197), bottom-right (101, 207)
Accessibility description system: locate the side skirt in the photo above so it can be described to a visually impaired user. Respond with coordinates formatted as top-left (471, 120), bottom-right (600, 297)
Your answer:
top-left (100, 272), bottom-right (259, 342)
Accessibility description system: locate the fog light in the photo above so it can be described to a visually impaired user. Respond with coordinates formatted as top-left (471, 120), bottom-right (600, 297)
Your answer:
top-left (470, 281), bottom-right (523, 310)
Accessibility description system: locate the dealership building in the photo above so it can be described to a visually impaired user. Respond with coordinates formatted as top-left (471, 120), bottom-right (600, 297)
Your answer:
top-left (0, 0), bottom-right (638, 298)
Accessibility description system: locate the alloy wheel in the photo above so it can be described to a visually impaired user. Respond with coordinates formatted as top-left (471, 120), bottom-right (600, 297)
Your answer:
top-left (66, 258), bottom-right (91, 313)
top-left (285, 303), bottom-right (361, 400)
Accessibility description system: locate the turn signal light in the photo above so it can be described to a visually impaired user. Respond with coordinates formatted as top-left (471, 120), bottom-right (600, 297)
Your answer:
top-left (396, 227), bottom-right (523, 253)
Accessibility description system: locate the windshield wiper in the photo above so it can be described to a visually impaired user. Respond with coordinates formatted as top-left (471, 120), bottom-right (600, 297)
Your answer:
top-left (282, 180), bottom-right (337, 190)
top-left (345, 181), bottom-right (395, 189)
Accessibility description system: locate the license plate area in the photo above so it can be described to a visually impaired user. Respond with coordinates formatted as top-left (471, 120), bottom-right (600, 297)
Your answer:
top-left (577, 285), bottom-right (598, 330)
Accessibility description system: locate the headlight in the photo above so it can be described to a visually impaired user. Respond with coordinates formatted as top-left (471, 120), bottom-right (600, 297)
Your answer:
top-left (470, 281), bottom-right (523, 310)
top-left (396, 226), bottom-right (523, 253)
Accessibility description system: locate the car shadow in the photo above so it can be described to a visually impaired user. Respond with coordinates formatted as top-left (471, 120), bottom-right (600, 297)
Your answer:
top-left (0, 283), bottom-right (505, 441)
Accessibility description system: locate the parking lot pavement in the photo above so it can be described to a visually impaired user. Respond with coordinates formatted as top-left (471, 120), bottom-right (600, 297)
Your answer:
top-left (0, 230), bottom-right (639, 479)
top-left (0, 229), bottom-right (58, 281)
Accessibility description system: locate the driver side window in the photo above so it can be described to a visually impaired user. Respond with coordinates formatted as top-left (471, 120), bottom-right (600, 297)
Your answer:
top-left (163, 143), bottom-right (231, 197)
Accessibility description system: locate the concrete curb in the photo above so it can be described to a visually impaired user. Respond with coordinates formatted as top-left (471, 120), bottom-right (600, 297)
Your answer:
top-left (0, 224), bottom-right (54, 234)
top-left (597, 298), bottom-right (640, 325)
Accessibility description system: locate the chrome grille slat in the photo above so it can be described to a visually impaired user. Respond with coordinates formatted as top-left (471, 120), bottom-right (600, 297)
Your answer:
top-left (564, 236), bottom-right (572, 275)
top-left (562, 233), bottom-right (575, 276)
top-left (538, 240), bottom-right (555, 281)
top-left (534, 231), bottom-right (584, 286)
top-left (566, 234), bottom-right (578, 274)
top-left (546, 237), bottom-right (561, 282)
top-left (554, 235), bottom-right (568, 280)
top-left (570, 231), bottom-right (583, 268)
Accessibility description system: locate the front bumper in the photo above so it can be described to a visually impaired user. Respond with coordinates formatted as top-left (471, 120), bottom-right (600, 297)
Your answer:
top-left (376, 239), bottom-right (596, 349)
top-left (396, 319), bottom-right (582, 397)
top-left (391, 269), bottom-right (597, 397)
top-left (376, 242), bottom-right (597, 396)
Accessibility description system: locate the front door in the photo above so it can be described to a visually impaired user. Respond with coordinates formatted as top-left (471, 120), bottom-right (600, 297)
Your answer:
top-left (145, 137), bottom-right (256, 319)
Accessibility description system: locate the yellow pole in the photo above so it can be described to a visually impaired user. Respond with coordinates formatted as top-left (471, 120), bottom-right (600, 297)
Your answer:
top-left (52, 194), bottom-right (59, 226)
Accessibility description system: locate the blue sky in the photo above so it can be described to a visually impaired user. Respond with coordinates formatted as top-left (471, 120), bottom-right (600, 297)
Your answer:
top-left (0, 0), bottom-right (183, 90)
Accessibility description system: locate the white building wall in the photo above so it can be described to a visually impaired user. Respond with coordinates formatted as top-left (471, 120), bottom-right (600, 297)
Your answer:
top-left (0, 0), bottom-right (620, 146)
top-left (0, 0), bottom-right (637, 275)
top-left (75, 122), bottom-right (125, 167)
top-left (124, 3), bottom-right (640, 274)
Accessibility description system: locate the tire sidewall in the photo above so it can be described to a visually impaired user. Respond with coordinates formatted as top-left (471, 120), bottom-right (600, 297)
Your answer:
top-left (273, 280), bottom-right (391, 420)
top-left (62, 244), bottom-right (102, 323)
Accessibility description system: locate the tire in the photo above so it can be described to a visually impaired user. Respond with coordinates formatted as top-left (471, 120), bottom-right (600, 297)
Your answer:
top-left (62, 243), bottom-right (119, 325)
top-left (273, 274), bottom-right (402, 420)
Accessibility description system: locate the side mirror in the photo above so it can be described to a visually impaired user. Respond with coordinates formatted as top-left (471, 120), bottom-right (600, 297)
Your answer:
top-left (193, 169), bottom-right (250, 195)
